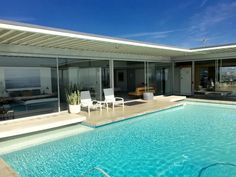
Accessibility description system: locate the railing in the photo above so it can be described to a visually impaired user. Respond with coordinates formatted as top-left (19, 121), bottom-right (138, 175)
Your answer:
top-left (80, 166), bottom-right (110, 177)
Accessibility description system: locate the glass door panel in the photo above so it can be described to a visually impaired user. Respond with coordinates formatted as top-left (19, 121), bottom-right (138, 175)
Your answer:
top-left (147, 62), bottom-right (172, 95)
top-left (58, 58), bottom-right (109, 110)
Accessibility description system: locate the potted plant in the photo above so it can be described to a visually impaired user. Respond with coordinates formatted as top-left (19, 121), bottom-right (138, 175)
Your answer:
top-left (143, 86), bottom-right (154, 100)
top-left (66, 84), bottom-right (81, 113)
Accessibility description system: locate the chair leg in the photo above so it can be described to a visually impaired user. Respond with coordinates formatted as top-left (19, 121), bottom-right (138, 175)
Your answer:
top-left (106, 103), bottom-right (108, 111)
top-left (100, 104), bottom-right (102, 112)
top-left (88, 107), bottom-right (90, 115)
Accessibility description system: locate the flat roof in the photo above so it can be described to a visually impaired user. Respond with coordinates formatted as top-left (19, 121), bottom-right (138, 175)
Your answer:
top-left (0, 20), bottom-right (236, 57)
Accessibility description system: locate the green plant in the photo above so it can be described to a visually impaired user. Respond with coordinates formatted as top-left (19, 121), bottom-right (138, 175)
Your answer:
top-left (66, 83), bottom-right (80, 93)
top-left (66, 90), bottom-right (80, 105)
top-left (65, 83), bottom-right (80, 105)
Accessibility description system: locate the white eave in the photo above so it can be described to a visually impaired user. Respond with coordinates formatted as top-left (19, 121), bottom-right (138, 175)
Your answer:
top-left (0, 20), bottom-right (236, 57)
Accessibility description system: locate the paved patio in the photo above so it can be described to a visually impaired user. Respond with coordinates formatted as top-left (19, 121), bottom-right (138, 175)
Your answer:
top-left (81, 100), bottom-right (183, 127)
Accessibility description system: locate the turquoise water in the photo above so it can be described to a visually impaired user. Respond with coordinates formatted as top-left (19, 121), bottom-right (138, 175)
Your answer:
top-left (2, 102), bottom-right (236, 177)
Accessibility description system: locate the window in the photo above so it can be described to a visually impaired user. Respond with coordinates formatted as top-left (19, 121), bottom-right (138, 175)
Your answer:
top-left (4, 67), bottom-right (40, 90)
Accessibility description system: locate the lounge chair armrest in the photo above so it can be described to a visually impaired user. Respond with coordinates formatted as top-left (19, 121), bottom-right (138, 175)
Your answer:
top-left (92, 100), bottom-right (99, 104)
top-left (115, 97), bottom-right (124, 101)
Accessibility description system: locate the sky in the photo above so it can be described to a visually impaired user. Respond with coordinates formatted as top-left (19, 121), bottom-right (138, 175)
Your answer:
top-left (0, 0), bottom-right (236, 48)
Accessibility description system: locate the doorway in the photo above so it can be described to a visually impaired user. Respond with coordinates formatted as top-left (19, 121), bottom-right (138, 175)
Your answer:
top-left (147, 62), bottom-right (172, 95)
top-left (180, 67), bottom-right (192, 95)
top-left (114, 61), bottom-right (144, 100)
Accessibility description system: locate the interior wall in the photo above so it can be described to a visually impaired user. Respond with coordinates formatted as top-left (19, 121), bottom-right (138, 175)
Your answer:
top-left (115, 69), bottom-right (127, 91)
top-left (67, 67), bottom-right (102, 99)
top-left (165, 68), bottom-right (172, 94)
top-left (114, 61), bottom-right (145, 92)
top-left (135, 69), bottom-right (144, 87)
top-left (174, 67), bottom-right (180, 94)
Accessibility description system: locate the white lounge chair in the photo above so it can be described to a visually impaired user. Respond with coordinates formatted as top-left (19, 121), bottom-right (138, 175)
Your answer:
top-left (80, 91), bottom-right (102, 115)
top-left (103, 88), bottom-right (124, 110)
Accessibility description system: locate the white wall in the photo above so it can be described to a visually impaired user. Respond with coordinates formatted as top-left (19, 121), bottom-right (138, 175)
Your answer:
top-left (174, 67), bottom-right (180, 94)
top-left (68, 67), bottom-right (79, 85)
top-left (68, 67), bottom-right (102, 100)
top-left (165, 68), bottom-right (172, 94)
top-left (180, 67), bottom-right (192, 95)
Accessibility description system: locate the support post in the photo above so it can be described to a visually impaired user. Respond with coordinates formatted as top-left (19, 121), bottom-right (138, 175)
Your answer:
top-left (171, 61), bottom-right (175, 95)
top-left (191, 61), bottom-right (195, 96)
top-left (56, 57), bottom-right (61, 112)
top-left (144, 62), bottom-right (147, 91)
top-left (109, 59), bottom-right (114, 89)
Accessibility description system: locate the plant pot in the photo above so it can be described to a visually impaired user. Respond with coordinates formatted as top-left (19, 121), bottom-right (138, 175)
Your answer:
top-left (143, 92), bottom-right (154, 100)
top-left (68, 104), bottom-right (81, 113)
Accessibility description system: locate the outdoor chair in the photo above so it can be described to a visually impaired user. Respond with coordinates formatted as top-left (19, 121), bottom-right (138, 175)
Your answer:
top-left (103, 88), bottom-right (124, 110)
top-left (80, 91), bottom-right (102, 115)
top-left (0, 106), bottom-right (14, 121)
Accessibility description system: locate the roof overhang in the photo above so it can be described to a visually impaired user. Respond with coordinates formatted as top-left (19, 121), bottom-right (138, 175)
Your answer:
top-left (0, 20), bottom-right (236, 58)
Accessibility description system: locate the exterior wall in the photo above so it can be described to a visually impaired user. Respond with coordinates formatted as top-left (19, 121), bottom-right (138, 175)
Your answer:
top-left (172, 53), bottom-right (236, 100)
top-left (0, 48), bottom-right (172, 119)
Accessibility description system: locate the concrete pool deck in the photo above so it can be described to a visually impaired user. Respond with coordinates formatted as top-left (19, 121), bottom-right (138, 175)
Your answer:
top-left (0, 159), bottom-right (19, 177)
top-left (0, 113), bottom-right (86, 139)
top-left (81, 100), bottom-right (183, 127)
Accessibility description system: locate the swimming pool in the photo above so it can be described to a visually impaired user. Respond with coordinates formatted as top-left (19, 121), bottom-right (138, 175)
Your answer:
top-left (2, 102), bottom-right (236, 177)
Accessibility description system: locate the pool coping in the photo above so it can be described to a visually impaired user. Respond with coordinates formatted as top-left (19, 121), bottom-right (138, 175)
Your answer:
top-left (0, 113), bottom-right (86, 140)
top-left (0, 124), bottom-right (94, 155)
top-left (186, 98), bottom-right (236, 105)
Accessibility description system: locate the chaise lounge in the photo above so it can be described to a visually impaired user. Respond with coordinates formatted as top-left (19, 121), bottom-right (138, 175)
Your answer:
top-left (103, 88), bottom-right (124, 110)
top-left (128, 86), bottom-right (155, 97)
top-left (80, 91), bottom-right (102, 115)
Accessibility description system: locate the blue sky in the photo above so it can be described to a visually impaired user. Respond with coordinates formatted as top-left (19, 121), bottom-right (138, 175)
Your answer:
top-left (0, 0), bottom-right (236, 48)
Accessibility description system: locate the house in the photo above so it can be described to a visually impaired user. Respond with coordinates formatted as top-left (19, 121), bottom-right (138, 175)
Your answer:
top-left (0, 20), bottom-right (235, 119)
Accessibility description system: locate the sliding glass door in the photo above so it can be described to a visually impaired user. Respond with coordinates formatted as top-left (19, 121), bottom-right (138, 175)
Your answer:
top-left (147, 62), bottom-right (172, 95)
top-left (113, 61), bottom-right (145, 99)
top-left (216, 59), bottom-right (236, 97)
top-left (58, 58), bottom-right (110, 110)
top-left (0, 56), bottom-right (58, 118)
top-left (173, 58), bottom-right (236, 100)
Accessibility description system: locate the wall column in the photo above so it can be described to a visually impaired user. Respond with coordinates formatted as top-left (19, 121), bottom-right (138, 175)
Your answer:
top-left (191, 61), bottom-right (195, 95)
top-left (56, 57), bottom-right (61, 112)
top-left (109, 59), bottom-right (114, 89)
top-left (171, 61), bottom-right (175, 94)
top-left (144, 61), bottom-right (147, 91)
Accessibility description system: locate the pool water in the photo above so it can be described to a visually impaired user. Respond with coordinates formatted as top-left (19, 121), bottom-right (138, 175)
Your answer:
top-left (2, 102), bottom-right (236, 177)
